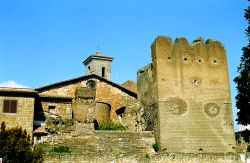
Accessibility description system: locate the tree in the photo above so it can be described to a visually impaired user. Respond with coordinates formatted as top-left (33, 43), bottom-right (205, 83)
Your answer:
top-left (234, 2), bottom-right (250, 126)
top-left (0, 122), bottom-right (43, 163)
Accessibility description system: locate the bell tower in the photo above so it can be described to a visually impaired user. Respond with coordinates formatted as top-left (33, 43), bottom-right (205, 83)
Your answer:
top-left (83, 51), bottom-right (113, 80)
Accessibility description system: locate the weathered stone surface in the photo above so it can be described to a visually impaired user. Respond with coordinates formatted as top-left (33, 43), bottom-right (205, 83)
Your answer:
top-left (39, 77), bottom-right (137, 122)
top-left (137, 64), bottom-right (158, 131)
top-left (138, 36), bottom-right (236, 153)
top-left (75, 87), bottom-right (96, 99)
top-left (41, 101), bottom-right (72, 120)
top-left (83, 53), bottom-right (113, 80)
top-left (0, 96), bottom-right (35, 137)
top-left (121, 80), bottom-right (137, 93)
top-left (42, 131), bottom-right (155, 162)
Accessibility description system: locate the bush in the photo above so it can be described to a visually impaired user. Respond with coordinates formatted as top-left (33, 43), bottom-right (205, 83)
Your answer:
top-left (247, 144), bottom-right (250, 152)
top-left (52, 145), bottom-right (70, 153)
top-left (145, 153), bottom-right (150, 159)
top-left (152, 143), bottom-right (159, 152)
top-left (0, 122), bottom-right (43, 162)
top-left (97, 121), bottom-right (127, 131)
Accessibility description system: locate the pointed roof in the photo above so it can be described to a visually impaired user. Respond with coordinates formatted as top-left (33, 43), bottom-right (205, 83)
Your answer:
top-left (36, 74), bottom-right (137, 98)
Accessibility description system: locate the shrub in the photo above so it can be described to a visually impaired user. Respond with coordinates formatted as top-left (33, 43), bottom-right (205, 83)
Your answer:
top-left (0, 122), bottom-right (43, 162)
top-left (152, 143), bottom-right (159, 152)
top-left (97, 121), bottom-right (127, 131)
top-left (52, 145), bottom-right (70, 153)
top-left (145, 153), bottom-right (150, 159)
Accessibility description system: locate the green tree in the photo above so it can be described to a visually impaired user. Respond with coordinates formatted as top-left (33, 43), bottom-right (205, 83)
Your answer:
top-left (234, 2), bottom-right (250, 125)
top-left (0, 122), bottom-right (43, 163)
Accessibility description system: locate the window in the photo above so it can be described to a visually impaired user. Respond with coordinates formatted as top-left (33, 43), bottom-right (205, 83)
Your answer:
top-left (36, 136), bottom-right (41, 143)
top-left (86, 80), bottom-right (96, 89)
top-left (102, 67), bottom-right (105, 77)
top-left (48, 105), bottom-right (56, 114)
top-left (3, 100), bottom-right (17, 113)
top-left (115, 107), bottom-right (125, 118)
top-left (88, 66), bottom-right (90, 70)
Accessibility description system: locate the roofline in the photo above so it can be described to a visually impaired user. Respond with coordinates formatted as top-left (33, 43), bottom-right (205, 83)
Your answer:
top-left (0, 87), bottom-right (37, 93)
top-left (0, 87), bottom-right (37, 95)
top-left (35, 74), bottom-right (137, 98)
top-left (39, 94), bottom-right (72, 99)
top-left (83, 55), bottom-right (113, 65)
top-left (0, 87), bottom-right (38, 97)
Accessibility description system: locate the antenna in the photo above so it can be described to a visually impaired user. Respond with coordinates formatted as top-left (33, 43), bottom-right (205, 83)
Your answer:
top-left (96, 44), bottom-right (101, 56)
top-left (96, 44), bottom-right (100, 52)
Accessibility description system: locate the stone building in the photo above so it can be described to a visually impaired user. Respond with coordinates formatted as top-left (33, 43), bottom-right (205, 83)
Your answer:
top-left (138, 36), bottom-right (236, 153)
top-left (0, 88), bottom-right (36, 137)
top-left (0, 52), bottom-right (139, 143)
top-left (0, 36), bottom-right (237, 159)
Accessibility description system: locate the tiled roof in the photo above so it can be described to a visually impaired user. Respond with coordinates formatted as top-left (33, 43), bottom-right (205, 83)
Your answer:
top-left (33, 125), bottom-right (47, 134)
top-left (36, 74), bottom-right (137, 98)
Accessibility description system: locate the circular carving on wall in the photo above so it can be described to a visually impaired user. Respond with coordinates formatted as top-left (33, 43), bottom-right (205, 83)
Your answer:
top-left (204, 103), bottom-right (220, 118)
top-left (183, 56), bottom-right (189, 64)
top-left (166, 97), bottom-right (188, 115)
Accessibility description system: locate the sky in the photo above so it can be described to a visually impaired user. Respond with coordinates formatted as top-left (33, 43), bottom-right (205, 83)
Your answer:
top-left (0, 0), bottom-right (249, 129)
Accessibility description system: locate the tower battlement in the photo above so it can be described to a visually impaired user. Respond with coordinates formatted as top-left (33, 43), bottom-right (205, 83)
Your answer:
top-left (138, 36), bottom-right (236, 153)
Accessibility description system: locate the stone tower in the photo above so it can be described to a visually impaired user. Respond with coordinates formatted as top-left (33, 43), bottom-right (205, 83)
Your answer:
top-left (83, 51), bottom-right (113, 80)
top-left (138, 36), bottom-right (236, 153)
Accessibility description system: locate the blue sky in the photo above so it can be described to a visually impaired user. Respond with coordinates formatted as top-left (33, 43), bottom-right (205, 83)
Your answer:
top-left (0, 0), bottom-right (248, 128)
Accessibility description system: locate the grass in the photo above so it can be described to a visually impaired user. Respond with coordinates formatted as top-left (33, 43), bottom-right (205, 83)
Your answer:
top-left (52, 146), bottom-right (70, 153)
top-left (97, 121), bottom-right (127, 131)
top-left (35, 144), bottom-right (70, 153)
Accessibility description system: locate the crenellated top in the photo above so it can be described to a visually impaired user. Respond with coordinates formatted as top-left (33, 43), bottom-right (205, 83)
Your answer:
top-left (151, 35), bottom-right (226, 65)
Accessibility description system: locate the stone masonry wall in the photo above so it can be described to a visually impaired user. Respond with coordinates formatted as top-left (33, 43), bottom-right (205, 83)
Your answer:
top-left (44, 153), bottom-right (240, 163)
top-left (43, 131), bottom-right (155, 162)
top-left (41, 101), bottom-right (72, 120)
top-left (0, 96), bottom-right (35, 137)
top-left (137, 64), bottom-right (158, 132)
top-left (146, 36), bottom-right (236, 153)
top-left (39, 78), bottom-right (137, 122)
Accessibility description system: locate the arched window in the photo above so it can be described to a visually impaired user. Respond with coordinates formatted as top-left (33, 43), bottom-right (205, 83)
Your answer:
top-left (86, 80), bottom-right (96, 89)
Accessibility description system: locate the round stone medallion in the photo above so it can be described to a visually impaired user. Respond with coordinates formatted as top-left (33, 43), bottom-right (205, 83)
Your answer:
top-left (204, 103), bottom-right (220, 118)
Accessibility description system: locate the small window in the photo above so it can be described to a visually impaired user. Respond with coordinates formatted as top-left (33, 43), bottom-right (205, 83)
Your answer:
top-left (88, 66), bottom-right (90, 70)
top-left (86, 80), bottom-right (96, 89)
top-left (102, 67), bottom-right (105, 77)
top-left (36, 136), bottom-right (41, 143)
top-left (48, 105), bottom-right (56, 114)
top-left (3, 100), bottom-right (17, 113)
top-left (115, 107), bottom-right (126, 118)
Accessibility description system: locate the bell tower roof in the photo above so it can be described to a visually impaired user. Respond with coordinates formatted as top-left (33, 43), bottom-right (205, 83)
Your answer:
top-left (83, 51), bottom-right (113, 80)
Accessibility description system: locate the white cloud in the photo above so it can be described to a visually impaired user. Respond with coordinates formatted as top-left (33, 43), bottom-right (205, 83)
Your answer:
top-left (0, 81), bottom-right (29, 88)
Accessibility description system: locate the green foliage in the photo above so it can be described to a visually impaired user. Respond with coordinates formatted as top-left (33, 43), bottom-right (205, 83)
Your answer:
top-left (52, 145), bottom-right (70, 153)
top-left (97, 121), bottom-right (127, 131)
top-left (145, 153), bottom-right (150, 159)
top-left (242, 129), bottom-right (250, 143)
top-left (234, 3), bottom-right (250, 125)
top-left (0, 122), bottom-right (43, 162)
top-left (247, 144), bottom-right (250, 152)
top-left (152, 143), bottom-right (159, 152)
top-left (35, 143), bottom-right (70, 153)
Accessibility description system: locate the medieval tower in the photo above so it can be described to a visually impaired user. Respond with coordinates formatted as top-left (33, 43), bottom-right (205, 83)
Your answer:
top-left (83, 51), bottom-right (113, 80)
top-left (138, 36), bottom-right (236, 153)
